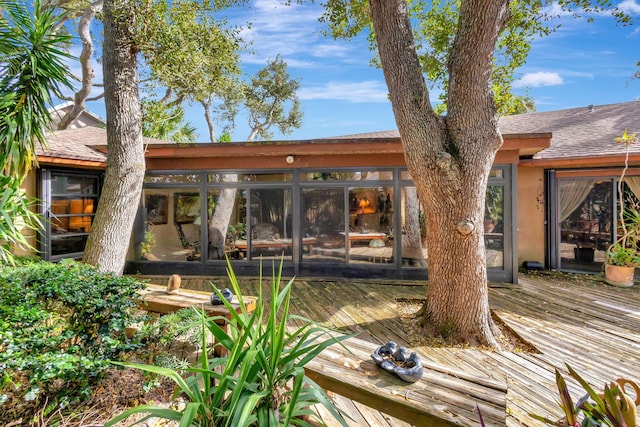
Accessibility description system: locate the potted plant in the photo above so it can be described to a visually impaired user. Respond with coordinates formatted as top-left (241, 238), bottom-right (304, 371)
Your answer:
top-left (605, 130), bottom-right (640, 287)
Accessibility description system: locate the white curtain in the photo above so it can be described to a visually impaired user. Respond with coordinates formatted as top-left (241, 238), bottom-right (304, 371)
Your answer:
top-left (559, 179), bottom-right (598, 222)
top-left (624, 176), bottom-right (640, 200)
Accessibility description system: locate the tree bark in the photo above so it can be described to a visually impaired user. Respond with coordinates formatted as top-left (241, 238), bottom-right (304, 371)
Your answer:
top-left (369, 0), bottom-right (508, 347)
top-left (82, 0), bottom-right (144, 274)
top-left (57, 0), bottom-right (102, 130)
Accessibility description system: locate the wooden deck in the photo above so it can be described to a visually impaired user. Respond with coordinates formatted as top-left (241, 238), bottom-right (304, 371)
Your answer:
top-left (134, 272), bottom-right (640, 426)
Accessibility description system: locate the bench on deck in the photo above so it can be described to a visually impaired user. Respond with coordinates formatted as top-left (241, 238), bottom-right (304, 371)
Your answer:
top-left (304, 336), bottom-right (506, 427)
top-left (138, 283), bottom-right (257, 320)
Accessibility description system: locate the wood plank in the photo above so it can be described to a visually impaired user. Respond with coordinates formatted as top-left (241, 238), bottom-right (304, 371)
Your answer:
top-left (138, 283), bottom-right (256, 319)
top-left (304, 336), bottom-right (506, 427)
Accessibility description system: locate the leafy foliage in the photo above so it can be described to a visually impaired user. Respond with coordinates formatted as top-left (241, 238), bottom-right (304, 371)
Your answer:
top-left (321, 0), bottom-right (629, 115)
top-left (0, 0), bottom-right (74, 177)
top-left (607, 130), bottom-right (640, 267)
top-left (531, 364), bottom-right (638, 426)
top-left (0, 260), bottom-right (147, 416)
top-left (0, 176), bottom-right (42, 265)
top-left (0, 0), bottom-right (75, 265)
top-left (245, 56), bottom-right (303, 141)
top-left (142, 100), bottom-right (197, 143)
top-left (107, 259), bottom-right (353, 427)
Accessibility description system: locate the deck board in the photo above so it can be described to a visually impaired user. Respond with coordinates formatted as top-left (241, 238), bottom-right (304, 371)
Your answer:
top-left (133, 272), bottom-right (640, 426)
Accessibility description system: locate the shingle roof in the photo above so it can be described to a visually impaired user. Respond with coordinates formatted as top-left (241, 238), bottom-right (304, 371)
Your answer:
top-left (498, 101), bottom-right (640, 160)
top-left (39, 127), bottom-right (108, 162)
top-left (324, 101), bottom-right (640, 161)
top-left (40, 127), bottom-right (169, 164)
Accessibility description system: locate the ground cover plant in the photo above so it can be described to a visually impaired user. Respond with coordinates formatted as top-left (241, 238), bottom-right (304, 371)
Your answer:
top-left (0, 259), bottom-right (147, 424)
top-left (107, 260), bottom-right (353, 427)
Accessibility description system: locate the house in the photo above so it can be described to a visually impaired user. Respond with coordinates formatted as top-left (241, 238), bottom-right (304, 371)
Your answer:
top-left (28, 101), bottom-right (640, 283)
top-left (503, 101), bottom-right (640, 274)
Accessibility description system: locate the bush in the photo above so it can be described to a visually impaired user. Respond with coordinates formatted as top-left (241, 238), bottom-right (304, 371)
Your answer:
top-left (0, 259), bottom-right (147, 418)
top-left (107, 259), bottom-right (353, 427)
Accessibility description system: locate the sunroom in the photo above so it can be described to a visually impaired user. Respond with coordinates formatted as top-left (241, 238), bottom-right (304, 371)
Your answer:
top-left (124, 133), bottom-right (550, 282)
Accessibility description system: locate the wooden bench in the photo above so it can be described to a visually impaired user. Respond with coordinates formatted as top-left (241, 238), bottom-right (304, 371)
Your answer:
top-left (138, 283), bottom-right (256, 319)
top-left (304, 336), bottom-right (506, 426)
top-left (138, 284), bottom-right (257, 355)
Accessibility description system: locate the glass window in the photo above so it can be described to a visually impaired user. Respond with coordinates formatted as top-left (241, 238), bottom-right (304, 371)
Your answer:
top-left (208, 188), bottom-right (245, 260)
top-left (301, 188), bottom-right (346, 262)
top-left (485, 185), bottom-right (504, 268)
top-left (139, 189), bottom-right (201, 262)
top-left (209, 173), bottom-right (292, 182)
top-left (399, 186), bottom-right (427, 267)
top-left (46, 171), bottom-right (101, 260)
top-left (301, 171), bottom-right (392, 181)
top-left (347, 187), bottom-right (394, 265)
top-left (144, 174), bottom-right (200, 184)
top-left (244, 188), bottom-right (294, 260)
top-left (558, 179), bottom-right (613, 272)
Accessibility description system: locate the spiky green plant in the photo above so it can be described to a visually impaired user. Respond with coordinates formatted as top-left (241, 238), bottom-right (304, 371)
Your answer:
top-left (531, 364), bottom-right (632, 427)
top-left (106, 259), bottom-right (353, 427)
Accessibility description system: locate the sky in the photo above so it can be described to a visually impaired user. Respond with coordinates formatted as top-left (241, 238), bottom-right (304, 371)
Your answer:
top-left (73, 0), bottom-right (640, 142)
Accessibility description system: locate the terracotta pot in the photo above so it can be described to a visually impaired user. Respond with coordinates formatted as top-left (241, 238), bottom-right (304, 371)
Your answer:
top-left (604, 264), bottom-right (636, 287)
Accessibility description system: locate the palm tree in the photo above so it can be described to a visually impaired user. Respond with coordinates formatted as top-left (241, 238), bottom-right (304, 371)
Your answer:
top-left (0, 0), bottom-right (74, 264)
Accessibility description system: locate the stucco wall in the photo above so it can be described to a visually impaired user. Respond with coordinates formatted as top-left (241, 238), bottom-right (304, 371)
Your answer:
top-left (517, 166), bottom-right (546, 266)
top-left (13, 170), bottom-right (38, 257)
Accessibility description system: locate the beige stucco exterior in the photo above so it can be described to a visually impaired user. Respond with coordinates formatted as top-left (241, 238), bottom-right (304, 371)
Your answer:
top-left (516, 165), bottom-right (546, 266)
top-left (12, 170), bottom-right (39, 257)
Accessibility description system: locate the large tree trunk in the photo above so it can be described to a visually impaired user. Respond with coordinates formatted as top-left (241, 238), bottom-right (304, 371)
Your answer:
top-left (83, 0), bottom-right (144, 274)
top-left (369, 0), bottom-right (508, 347)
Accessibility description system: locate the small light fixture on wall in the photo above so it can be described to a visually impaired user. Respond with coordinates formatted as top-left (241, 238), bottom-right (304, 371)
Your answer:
top-left (286, 155), bottom-right (295, 164)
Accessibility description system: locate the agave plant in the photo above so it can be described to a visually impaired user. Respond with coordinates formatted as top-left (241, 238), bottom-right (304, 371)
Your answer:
top-left (106, 259), bottom-right (353, 427)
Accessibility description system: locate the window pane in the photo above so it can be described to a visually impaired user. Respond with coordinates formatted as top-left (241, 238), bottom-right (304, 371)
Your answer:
top-left (558, 179), bottom-right (613, 272)
top-left (399, 186), bottom-right (427, 267)
top-left (302, 188), bottom-right (345, 262)
top-left (144, 174), bottom-right (200, 184)
top-left (246, 188), bottom-right (293, 260)
top-left (208, 188), bottom-right (245, 260)
top-left (301, 171), bottom-right (392, 181)
top-left (139, 189), bottom-right (201, 261)
top-left (51, 174), bottom-right (98, 196)
top-left (51, 234), bottom-right (88, 256)
top-left (485, 185), bottom-right (504, 268)
top-left (48, 172), bottom-right (100, 260)
top-left (347, 187), bottom-right (393, 265)
top-left (208, 173), bottom-right (292, 182)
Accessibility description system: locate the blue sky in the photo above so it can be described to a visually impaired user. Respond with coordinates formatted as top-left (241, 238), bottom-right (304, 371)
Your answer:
top-left (76, 0), bottom-right (640, 142)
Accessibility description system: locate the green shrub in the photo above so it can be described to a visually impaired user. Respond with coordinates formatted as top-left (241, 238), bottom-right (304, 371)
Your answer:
top-left (0, 260), bottom-right (147, 414)
top-left (107, 259), bottom-right (353, 427)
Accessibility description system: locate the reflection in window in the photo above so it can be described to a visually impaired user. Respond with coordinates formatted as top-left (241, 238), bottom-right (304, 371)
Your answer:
top-left (302, 188), bottom-right (345, 262)
top-left (400, 187), bottom-right (427, 267)
top-left (347, 187), bottom-right (394, 265)
top-left (247, 188), bottom-right (293, 260)
top-left (144, 174), bottom-right (200, 184)
top-left (485, 185), bottom-right (504, 268)
top-left (48, 172), bottom-right (100, 259)
top-left (558, 179), bottom-right (613, 272)
top-left (208, 173), bottom-right (292, 183)
top-left (301, 171), bottom-right (392, 181)
top-left (208, 188), bottom-right (245, 260)
top-left (138, 189), bottom-right (201, 262)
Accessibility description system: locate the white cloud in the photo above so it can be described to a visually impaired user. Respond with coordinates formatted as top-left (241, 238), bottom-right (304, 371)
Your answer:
top-left (298, 81), bottom-right (389, 103)
top-left (514, 72), bottom-right (564, 88)
top-left (618, 0), bottom-right (640, 14)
